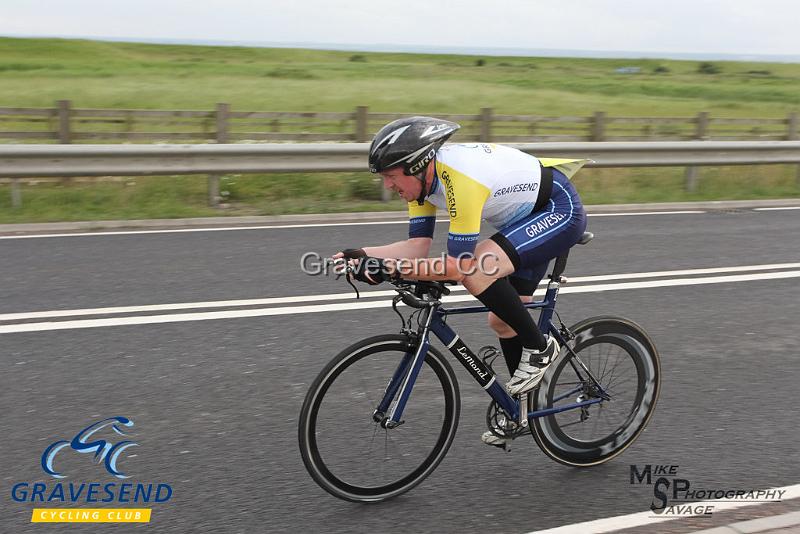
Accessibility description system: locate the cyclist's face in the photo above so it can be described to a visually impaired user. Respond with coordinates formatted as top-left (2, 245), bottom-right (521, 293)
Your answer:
top-left (380, 167), bottom-right (421, 202)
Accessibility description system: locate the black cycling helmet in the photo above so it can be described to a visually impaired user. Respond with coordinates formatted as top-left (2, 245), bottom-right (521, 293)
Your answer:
top-left (368, 116), bottom-right (460, 175)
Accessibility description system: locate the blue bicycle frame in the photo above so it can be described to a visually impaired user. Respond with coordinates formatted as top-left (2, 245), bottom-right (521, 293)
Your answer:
top-left (377, 279), bottom-right (608, 428)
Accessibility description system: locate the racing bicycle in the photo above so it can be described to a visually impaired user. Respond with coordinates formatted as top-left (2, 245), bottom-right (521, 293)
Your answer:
top-left (298, 232), bottom-right (661, 502)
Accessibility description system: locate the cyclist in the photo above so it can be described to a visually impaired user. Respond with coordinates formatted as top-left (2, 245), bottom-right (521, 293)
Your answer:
top-left (334, 116), bottom-right (588, 447)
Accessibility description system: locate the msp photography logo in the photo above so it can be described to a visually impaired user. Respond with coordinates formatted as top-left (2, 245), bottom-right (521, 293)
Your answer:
top-left (630, 464), bottom-right (785, 517)
top-left (10, 416), bottom-right (174, 524)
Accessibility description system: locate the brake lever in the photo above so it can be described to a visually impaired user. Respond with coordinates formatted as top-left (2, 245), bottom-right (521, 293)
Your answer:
top-left (328, 258), bottom-right (361, 299)
top-left (345, 270), bottom-right (360, 299)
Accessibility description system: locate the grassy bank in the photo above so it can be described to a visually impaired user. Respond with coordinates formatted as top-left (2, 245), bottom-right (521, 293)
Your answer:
top-left (1, 37), bottom-right (799, 117)
top-left (0, 37), bottom-right (798, 223)
top-left (2, 166), bottom-right (797, 224)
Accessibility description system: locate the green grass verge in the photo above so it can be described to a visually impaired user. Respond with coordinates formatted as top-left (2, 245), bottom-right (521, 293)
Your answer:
top-left (0, 37), bottom-right (798, 223)
top-left (1, 167), bottom-right (797, 224)
top-left (1, 37), bottom-right (799, 117)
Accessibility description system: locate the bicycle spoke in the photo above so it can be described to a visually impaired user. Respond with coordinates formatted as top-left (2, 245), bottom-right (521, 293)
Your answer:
top-left (601, 351), bottom-right (626, 384)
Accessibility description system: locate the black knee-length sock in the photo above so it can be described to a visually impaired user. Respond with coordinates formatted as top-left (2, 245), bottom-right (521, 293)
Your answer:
top-left (476, 278), bottom-right (547, 351)
top-left (499, 336), bottom-right (523, 375)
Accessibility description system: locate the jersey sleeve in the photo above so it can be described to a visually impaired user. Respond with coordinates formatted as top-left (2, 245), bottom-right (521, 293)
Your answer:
top-left (437, 163), bottom-right (491, 258)
top-left (407, 200), bottom-right (437, 239)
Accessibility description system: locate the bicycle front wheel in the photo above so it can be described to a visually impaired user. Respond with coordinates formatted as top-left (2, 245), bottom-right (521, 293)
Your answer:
top-left (298, 334), bottom-right (460, 502)
top-left (530, 316), bottom-right (660, 467)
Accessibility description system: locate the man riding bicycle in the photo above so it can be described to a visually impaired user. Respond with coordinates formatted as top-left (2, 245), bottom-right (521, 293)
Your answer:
top-left (334, 116), bottom-right (588, 447)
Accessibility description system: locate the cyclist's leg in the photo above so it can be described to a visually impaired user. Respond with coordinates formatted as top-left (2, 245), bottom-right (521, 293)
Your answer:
top-left (489, 170), bottom-right (588, 394)
top-left (472, 170), bottom-right (586, 343)
top-left (461, 240), bottom-right (548, 352)
top-left (479, 264), bottom-right (551, 449)
top-left (490, 265), bottom-right (549, 375)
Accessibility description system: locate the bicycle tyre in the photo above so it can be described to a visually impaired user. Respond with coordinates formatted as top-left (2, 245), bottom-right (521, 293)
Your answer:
top-left (529, 316), bottom-right (660, 467)
top-left (298, 334), bottom-right (460, 502)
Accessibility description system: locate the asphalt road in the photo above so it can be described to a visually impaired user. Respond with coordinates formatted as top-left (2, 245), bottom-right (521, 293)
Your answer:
top-left (1, 207), bottom-right (799, 533)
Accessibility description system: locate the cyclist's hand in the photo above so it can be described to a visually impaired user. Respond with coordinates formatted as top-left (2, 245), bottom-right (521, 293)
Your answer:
top-left (353, 257), bottom-right (397, 285)
top-left (330, 248), bottom-right (366, 276)
top-left (333, 248), bottom-right (366, 260)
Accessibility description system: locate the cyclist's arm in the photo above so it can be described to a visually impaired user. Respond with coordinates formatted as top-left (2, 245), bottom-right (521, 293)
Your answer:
top-left (393, 165), bottom-right (490, 282)
top-left (362, 199), bottom-right (436, 259)
top-left (364, 237), bottom-right (432, 259)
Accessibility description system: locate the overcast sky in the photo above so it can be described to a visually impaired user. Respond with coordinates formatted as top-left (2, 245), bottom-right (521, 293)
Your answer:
top-left (2, 0), bottom-right (799, 57)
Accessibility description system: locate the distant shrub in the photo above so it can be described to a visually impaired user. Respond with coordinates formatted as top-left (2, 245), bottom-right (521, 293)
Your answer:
top-left (746, 69), bottom-right (772, 76)
top-left (653, 65), bottom-right (670, 74)
top-left (475, 59), bottom-right (486, 67)
top-left (264, 68), bottom-right (317, 79)
top-left (0, 63), bottom-right (64, 72)
top-left (349, 54), bottom-right (367, 62)
top-left (697, 62), bottom-right (721, 74)
top-left (349, 176), bottom-right (382, 200)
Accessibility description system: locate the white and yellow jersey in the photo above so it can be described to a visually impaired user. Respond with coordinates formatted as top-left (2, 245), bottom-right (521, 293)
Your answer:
top-left (407, 143), bottom-right (587, 257)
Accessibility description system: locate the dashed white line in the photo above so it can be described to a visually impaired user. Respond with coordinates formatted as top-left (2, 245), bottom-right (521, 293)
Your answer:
top-left (588, 210), bottom-right (705, 217)
top-left (1, 262), bottom-right (798, 322)
top-left (1, 269), bottom-right (798, 334)
top-left (0, 220), bottom-right (410, 240)
top-left (0, 210), bottom-right (711, 240)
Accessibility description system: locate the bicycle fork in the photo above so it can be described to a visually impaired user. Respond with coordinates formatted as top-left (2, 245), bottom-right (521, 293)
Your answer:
top-left (373, 307), bottom-right (435, 429)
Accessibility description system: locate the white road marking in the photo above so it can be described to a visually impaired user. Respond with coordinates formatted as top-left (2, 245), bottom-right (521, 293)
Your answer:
top-left (527, 482), bottom-right (800, 534)
top-left (1, 269), bottom-right (798, 334)
top-left (754, 206), bottom-right (800, 211)
top-left (588, 210), bottom-right (705, 217)
top-left (0, 210), bottom-right (710, 240)
top-left (2, 263), bottom-right (797, 322)
top-left (0, 220), bottom-right (411, 240)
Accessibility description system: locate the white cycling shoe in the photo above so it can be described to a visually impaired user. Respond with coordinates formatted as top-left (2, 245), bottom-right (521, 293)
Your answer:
top-left (505, 337), bottom-right (560, 396)
top-left (481, 430), bottom-right (510, 449)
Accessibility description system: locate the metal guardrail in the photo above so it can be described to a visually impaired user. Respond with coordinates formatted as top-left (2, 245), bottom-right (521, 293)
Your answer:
top-left (2, 141), bottom-right (799, 208)
top-left (2, 141), bottom-right (800, 178)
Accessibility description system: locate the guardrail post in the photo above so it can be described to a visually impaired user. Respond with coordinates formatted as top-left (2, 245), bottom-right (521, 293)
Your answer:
top-left (788, 112), bottom-right (800, 186)
top-left (125, 110), bottom-right (135, 137)
top-left (355, 106), bottom-right (369, 142)
top-left (591, 112), bottom-right (606, 141)
top-left (57, 100), bottom-right (72, 144)
top-left (355, 106), bottom-right (389, 201)
top-left (480, 107), bottom-right (493, 142)
top-left (11, 178), bottom-right (22, 208)
top-left (56, 100), bottom-right (73, 184)
top-left (209, 103), bottom-right (230, 207)
top-left (685, 112), bottom-right (709, 192)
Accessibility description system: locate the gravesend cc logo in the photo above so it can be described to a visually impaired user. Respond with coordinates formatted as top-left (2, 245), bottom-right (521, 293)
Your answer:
top-left (41, 417), bottom-right (138, 480)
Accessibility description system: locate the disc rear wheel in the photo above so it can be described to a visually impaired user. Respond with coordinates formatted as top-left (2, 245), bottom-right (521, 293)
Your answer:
top-left (530, 317), bottom-right (660, 466)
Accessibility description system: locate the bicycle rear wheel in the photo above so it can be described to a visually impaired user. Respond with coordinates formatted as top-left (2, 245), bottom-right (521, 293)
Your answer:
top-left (530, 316), bottom-right (660, 466)
top-left (298, 334), bottom-right (460, 502)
